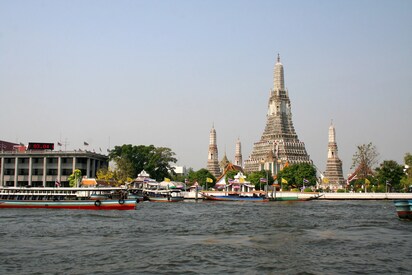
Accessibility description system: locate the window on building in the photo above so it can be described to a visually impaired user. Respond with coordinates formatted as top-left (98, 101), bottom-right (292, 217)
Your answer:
top-left (18, 158), bottom-right (29, 164)
top-left (5, 169), bottom-right (14, 175)
top-left (33, 169), bottom-right (43, 176)
top-left (48, 158), bottom-right (58, 164)
top-left (47, 169), bottom-right (58, 176)
top-left (32, 181), bottom-right (43, 187)
top-left (77, 158), bottom-right (87, 164)
top-left (5, 181), bottom-right (14, 186)
top-left (19, 169), bottom-right (29, 175)
top-left (62, 169), bottom-right (72, 176)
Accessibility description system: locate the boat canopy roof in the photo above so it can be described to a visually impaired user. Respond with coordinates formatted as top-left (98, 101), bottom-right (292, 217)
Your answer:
top-left (81, 178), bottom-right (97, 186)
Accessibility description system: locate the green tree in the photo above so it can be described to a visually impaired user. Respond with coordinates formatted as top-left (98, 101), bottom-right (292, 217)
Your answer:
top-left (109, 144), bottom-right (177, 182)
top-left (351, 142), bottom-right (379, 179)
top-left (145, 147), bottom-right (177, 181)
top-left (171, 173), bottom-right (187, 183)
top-left (401, 153), bottom-right (412, 192)
top-left (96, 167), bottom-right (115, 181)
top-left (96, 167), bottom-right (125, 186)
top-left (114, 157), bottom-right (134, 184)
top-left (68, 169), bottom-right (82, 187)
top-left (295, 163), bottom-right (317, 187)
top-left (277, 165), bottom-right (296, 190)
top-left (247, 171), bottom-right (273, 190)
top-left (375, 160), bottom-right (405, 192)
top-left (405, 153), bottom-right (412, 171)
top-left (349, 178), bottom-right (375, 192)
top-left (225, 170), bottom-right (238, 182)
top-left (187, 168), bottom-right (215, 189)
top-left (277, 163), bottom-right (317, 190)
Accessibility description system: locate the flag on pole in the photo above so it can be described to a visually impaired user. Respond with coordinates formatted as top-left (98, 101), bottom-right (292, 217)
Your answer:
top-left (206, 177), bottom-right (213, 183)
top-left (323, 177), bottom-right (329, 183)
top-left (365, 178), bottom-right (370, 185)
top-left (260, 178), bottom-right (268, 183)
top-left (164, 178), bottom-right (171, 182)
top-left (281, 178), bottom-right (288, 184)
top-left (303, 178), bottom-right (309, 184)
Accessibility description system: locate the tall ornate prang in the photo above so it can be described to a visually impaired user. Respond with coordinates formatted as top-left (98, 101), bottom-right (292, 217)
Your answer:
top-left (207, 125), bottom-right (221, 177)
top-left (323, 121), bottom-right (345, 190)
top-left (244, 54), bottom-right (311, 174)
top-left (234, 138), bottom-right (242, 167)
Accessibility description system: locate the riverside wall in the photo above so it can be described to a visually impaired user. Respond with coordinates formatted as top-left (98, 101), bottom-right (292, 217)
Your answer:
top-left (252, 191), bottom-right (412, 200)
top-left (182, 191), bottom-right (412, 200)
top-left (299, 192), bottom-right (412, 200)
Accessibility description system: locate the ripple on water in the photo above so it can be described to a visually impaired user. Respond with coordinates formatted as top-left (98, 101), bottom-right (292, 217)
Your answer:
top-left (0, 200), bottom-right (410, 274)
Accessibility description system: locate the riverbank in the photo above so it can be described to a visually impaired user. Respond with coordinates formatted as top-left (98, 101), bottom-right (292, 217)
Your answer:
top-left (299, 192), bottom-right (412, 200)
top-left (182, 191), bottom-right (412, 200)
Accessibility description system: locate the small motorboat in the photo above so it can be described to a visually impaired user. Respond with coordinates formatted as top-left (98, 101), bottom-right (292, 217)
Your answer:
top-left (394, 200), bottom-right (412, 219)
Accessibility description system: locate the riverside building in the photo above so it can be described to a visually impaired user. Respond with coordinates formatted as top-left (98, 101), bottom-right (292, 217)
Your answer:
top-left (0, 141), bottom-right (108, 187)
top-left (244, 54), bottom-right (311, 174)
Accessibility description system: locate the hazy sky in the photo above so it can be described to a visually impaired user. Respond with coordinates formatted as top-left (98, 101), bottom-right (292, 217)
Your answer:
top-left (1, 0), bottom-right (411, 176)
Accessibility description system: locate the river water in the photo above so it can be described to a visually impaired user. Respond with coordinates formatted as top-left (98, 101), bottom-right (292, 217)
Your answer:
top-left (0, 200), bottom-right (411, 275)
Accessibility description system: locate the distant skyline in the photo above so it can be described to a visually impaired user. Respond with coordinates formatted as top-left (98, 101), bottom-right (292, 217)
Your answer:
top-left (1, 0), bottom-right (411, 177)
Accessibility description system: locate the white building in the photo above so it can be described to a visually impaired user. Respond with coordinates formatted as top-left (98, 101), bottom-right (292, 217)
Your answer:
top-left (0, 148), bottom-right (108, 187)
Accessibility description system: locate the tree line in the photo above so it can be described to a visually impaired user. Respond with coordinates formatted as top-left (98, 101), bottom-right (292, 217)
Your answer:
top-left (348, 143), bottom-right (411, 192)
top-left (82, 143), bottom-right (411, 192)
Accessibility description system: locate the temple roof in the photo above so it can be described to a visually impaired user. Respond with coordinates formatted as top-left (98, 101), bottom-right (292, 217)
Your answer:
top-left (215, 162), bottom-right (244, 183)
top-left (220, 153), bottom-right (230, 167)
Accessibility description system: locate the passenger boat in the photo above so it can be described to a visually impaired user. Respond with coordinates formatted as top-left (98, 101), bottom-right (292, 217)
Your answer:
top-left (394, 200), bottom-right (412, 219)
top-left (270, 194), bottom-right (322, 201)
top-left (0, 199), bottom-right (136, 210)
top-left (201, 192), bottom-right (269, 202)
top-left (0, 187), bottom-right (137, 210)
top-left (129, 175), bottom-right (185, 202)
top-left (146, 189), bottom-right (184, 202)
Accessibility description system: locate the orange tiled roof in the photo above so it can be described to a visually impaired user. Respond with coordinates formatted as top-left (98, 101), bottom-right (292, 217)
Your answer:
top-left (216, 162), bottom-right (244, 182)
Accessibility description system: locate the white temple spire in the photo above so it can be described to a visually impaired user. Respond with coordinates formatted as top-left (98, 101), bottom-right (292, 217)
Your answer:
top-left (273, 53), bottom-right (285, 91)
top-left (245, 54), bottom-right (311, 173)
top-left (324, 121), bottom-right (344, 189)
top-left (207, 124), bottom-right (220, 177)
top-left (234, 138), bottom-right (242, 167)
top-left (328, 120), bottom-right (336, 143)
